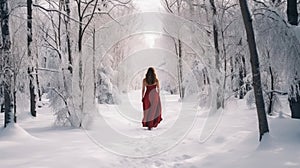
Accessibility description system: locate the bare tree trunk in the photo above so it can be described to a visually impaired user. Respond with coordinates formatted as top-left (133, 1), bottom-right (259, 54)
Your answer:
top-left (92, 27), bottom-right (96, 101)
top-left (27, 0), bottom-right (37, 117)
top-left (60, 1), bottom-right (74, 125)
top-left (64, 0), bottom-right (73, 74)
top-left (286, 0), bottom-right (300, 118)
top-left (202, 67), bottom-right (210, 85)
top-left (78, 5), bottom-right (83, 91)
top-left (238, 55), bottom-right (246, 99)
top-left (210, 0), bottom-right (220, 68)
top-left (230, 55), bottom-right (234, 91)
top-left (178, 39), bottom-right (184, 99)
top-left (13, 73), bottom-right (17, 122)
top-left (210, 0), bottom-right (223, 109)
top-left (1, 0), bottom-right (15, 127)
top-left (221, 29), bottom-right (228, 102)
top-left (287, 0), bottom-right (298, 26)
top-left (238, 64), bottom-right (244, 99)
top-left (35, 66), bottom-right (42, 101)
top-left (35, 40), bottom-right (42, 101)
top-left (239, 0), bottom-right (269, 141)
top-left (76, 0), bottom-right (99, 91)
top-left (268, 65), bottom-right (274, 115)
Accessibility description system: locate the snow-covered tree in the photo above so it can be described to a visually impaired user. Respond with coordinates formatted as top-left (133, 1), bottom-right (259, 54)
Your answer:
top-left (0, 0), bottom-right (15, 127)
top-left (96, 60), bottom-right (120, 104)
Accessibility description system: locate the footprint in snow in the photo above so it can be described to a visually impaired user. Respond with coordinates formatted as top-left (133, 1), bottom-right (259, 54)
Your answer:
top-left (182, 154), bottom-right (192, 160)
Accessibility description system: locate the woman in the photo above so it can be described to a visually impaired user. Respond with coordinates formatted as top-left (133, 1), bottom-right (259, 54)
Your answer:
top-left (142, 67), bottom-right (162, 130)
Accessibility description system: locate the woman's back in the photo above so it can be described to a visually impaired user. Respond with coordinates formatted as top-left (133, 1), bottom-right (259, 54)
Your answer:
top-left (142, 67), bottom-right (162, 130)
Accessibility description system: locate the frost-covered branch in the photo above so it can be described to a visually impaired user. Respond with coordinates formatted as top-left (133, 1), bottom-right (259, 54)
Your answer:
top-left (80, 0), bottom-right (99, 39)
top-left (32, 4), bottom-right (83, 24)
top-left (265, 90), bottom-right (288, 95)
top-left (253, 7), bottom-right (289, 27)
top-left (49, 87), bottom-right (71, 118)
top-left (36, 68), bottom-right (60, 73)
top-left (253, 0), bottom-right (268, 8)
top-left (107, 0), bottom-right (132, 5)
top-left (163, 0), bottom-right (174, 13)
top-left (81, 0), bottom-right (97, 17)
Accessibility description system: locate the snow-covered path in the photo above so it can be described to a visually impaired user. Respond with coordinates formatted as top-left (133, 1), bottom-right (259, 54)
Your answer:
top-left (0, 91), bottom-right (300, 168)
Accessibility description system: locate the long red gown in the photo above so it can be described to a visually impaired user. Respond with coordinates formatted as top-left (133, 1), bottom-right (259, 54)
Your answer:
top-left (142, 84), bottom-right (162, 129)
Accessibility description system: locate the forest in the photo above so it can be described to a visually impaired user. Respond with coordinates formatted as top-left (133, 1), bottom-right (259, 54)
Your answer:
top-left (0, 0), bottom-right (299, 167)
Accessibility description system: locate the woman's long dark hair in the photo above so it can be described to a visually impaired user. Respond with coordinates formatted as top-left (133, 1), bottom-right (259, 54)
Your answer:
top-left (145, 67), bottom-right (157, 85)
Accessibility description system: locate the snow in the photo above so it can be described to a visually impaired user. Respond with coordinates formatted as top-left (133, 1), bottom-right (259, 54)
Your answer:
top-left (1, 91), bottom-right (300, 168)
top-left (0, 123), bottom-right (38, 141)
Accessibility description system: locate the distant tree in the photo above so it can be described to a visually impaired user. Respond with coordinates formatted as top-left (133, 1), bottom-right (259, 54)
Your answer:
top-left (162, 0), bottom-right (185, 100)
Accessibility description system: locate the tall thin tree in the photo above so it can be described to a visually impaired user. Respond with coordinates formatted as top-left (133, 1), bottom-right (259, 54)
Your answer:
top-left (163, 0), bottom-right (185, 99)
top-left (209, 0), bottom-right (224, 109)
top-left (76, 0), bottom-right (99, 91)
top-left (1, 0), bottom-right (15, 127)
top-left (64, 0), bottom-right (73, 74)
top-left (176, 1), bottom-right (184, 99)
top-left (27, 0), bottom-right (37, 117)
top-left (239, 0), bottom-right (269, 141)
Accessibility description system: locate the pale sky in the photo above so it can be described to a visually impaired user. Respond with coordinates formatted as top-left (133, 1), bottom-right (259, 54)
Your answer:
top-left (133, 0), bottom-right (164, 48)
top-left (133, 0), bottom-right (163, 12)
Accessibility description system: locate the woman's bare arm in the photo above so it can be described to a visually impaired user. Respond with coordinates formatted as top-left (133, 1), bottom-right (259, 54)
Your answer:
top-left (156, 80), bottom-right (160, 94)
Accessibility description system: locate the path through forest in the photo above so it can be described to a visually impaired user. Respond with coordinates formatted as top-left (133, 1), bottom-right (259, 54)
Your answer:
top-left (1, 91), bottom-right (299, 168)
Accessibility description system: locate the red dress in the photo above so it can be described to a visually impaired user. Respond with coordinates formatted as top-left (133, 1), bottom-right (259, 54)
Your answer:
top-left (142, 84), bottom-right (162, 129)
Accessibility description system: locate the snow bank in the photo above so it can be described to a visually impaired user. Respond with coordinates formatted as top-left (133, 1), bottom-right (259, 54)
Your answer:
top-left (0, 123), bottom-right (38, 141)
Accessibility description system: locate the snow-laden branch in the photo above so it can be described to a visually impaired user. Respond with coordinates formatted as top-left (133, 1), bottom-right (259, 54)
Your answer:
top-left (49, 87), bottom-right (72, 119)
top-left (252, 0), bottom-right (290, 27)
top-left (83, 3), bottom-right (123, 19)
top-left (36, 68), bottom-right (60, 73)
top-left (164, 0), bottom-right (174, 13)
top-left (80, 0), bottom-right (99, 39)
top-left (253, 0), bottom-right (268, 8)
top-left (253, 8), bottom-right (289, 27)
top-left (83, 3), bottom-right (130, 25)
top-left (32, 4), bottom-right (83, 24)
top-left (265, 90), bottom-right (288, 95)
top-left (108, 0), bottom-right (132, 5)
top-left (81, 0), bottom-right (97, 18)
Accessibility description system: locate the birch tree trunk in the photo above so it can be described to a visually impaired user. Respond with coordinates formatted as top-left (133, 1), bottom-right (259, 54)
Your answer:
top-left (1, 0), bottom-right (15, 127)
top-left (209, 0), bottom-right (224, 109)
top-left (176, 0), bottom-right (184, 99)
top-left (35, 39), bottom-right (42, 101)
top-left (27, 0), bottom-right (37, 117)
top-left (177, 39), bottom-right (184, 99)
top-left (76, 0), bottom-right (99, 91)
top-left (64, 0), bottom-right (73, 74)
top-left (92, 27), bottom-right (96, 101)
top-left (239, 0), bottom-right (269, 141)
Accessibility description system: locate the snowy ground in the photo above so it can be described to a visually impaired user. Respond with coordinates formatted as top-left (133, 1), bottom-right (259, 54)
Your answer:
top-left (0, 91), bottom-right (300, 168)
